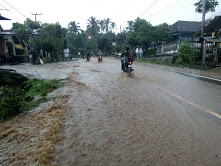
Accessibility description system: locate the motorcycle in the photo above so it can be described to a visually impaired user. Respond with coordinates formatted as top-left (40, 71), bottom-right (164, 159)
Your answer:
top-left (98, 55), bottom-right (102, 62)
top-left (86, 55), bottom-right (90, 61)
top-left (121, 55), bottom-right (134, 76)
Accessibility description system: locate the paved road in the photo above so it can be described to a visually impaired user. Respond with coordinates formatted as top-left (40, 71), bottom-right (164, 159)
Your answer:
top-left (1, 58), bottom-right (221, 165)
top-left (53, 58), bottom-right (221, 165)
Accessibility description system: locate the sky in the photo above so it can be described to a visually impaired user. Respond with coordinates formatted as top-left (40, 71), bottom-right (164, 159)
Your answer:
top-left (0, 0), bottom-right (221, 33)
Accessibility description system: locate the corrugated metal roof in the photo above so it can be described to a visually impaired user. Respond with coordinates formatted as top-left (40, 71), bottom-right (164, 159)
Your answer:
top-left (171, 21), bottom-right (202, 33)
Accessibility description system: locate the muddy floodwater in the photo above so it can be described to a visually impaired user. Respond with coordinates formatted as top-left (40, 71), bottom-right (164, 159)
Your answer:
top-left (1, 58), bottom-right (221, 166)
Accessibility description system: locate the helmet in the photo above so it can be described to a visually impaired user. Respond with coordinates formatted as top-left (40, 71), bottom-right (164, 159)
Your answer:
top-left (126, 45), bottom-right (131, 51)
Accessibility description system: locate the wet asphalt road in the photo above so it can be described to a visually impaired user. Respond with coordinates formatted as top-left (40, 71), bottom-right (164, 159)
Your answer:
top-left (1, 58), bottom-right (221, 165)
top-left (52, 57), bottom-right (221, 165)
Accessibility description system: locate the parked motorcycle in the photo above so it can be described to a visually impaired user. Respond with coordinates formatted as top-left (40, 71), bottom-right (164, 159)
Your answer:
top-left (98, 55), bottom-right (102, 62)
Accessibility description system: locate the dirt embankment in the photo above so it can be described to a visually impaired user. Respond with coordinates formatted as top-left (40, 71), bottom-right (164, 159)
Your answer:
top-left (0, 88), bottom-right (70, 166)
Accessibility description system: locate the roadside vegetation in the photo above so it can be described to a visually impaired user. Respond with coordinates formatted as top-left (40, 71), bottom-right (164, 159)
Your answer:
top-left (0, 70), bottom-right (61, 121)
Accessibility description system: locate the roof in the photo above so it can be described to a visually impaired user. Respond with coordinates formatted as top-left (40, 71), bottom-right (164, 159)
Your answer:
top-left (0, 14), bottom-right (11, 20)
top-left (0, 30), bottom-right (16, 35)
top-left (171, 21), bottom-right (202, 33)
top-left (204, 16), bottom-right (221, 33)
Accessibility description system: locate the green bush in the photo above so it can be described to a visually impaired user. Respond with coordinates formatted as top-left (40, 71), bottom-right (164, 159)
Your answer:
top-left (0, 71), bottom-right (60, 121)
top-left (178, 42), bottom-right (198, 64)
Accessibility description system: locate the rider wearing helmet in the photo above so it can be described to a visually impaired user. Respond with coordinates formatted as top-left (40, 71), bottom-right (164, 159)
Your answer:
top-left (121, 45), bottom-right (131, 71)
top-left (97, 50), bottom-right (104, 57)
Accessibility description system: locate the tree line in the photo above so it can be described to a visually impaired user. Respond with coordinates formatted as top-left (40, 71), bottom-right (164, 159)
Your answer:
top-left (11, 0), bottom-right (219, 64)
top-left (11, 16), bottom-right (171, 60)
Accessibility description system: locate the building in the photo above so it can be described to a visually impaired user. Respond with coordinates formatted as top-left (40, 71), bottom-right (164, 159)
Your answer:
top-left (195, 16), bottom-right (221, 63)
top-left (0, 26), bottom-right (30, 63)
top-left (171, 20), bottom-right (202, 42)
top-left (156, 20), bottom-right (202, 55)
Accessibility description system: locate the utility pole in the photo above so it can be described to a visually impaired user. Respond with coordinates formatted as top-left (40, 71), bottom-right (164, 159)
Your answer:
top-left (32, 13), bottom-right (42, 22)
top-left (201, 0), bottom-right (206, 65)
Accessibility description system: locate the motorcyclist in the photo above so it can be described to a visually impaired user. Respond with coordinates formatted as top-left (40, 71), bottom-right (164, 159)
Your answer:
top-left (86, 52), bottom-right (90, 59)
top-left (97, 50), bottom-right (104, 57)
top-left (121, 45), bottom-right (131, 71)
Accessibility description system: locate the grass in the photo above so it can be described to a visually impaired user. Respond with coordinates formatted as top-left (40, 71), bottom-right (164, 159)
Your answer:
top-left (0, 70), bottom-right (62, 121)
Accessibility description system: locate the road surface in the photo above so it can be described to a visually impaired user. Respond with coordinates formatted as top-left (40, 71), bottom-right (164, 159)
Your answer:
top-left (0, 57), bottom-right (221, 165)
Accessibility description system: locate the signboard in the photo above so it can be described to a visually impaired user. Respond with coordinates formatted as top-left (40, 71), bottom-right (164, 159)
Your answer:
top-left (112, 42), bottom-right (116, 46)
top-left (64, 49), bottom-right (69, 58)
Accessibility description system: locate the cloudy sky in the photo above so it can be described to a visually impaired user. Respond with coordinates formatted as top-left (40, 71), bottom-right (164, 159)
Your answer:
top-left (1, 0), bottom-right (221, 33)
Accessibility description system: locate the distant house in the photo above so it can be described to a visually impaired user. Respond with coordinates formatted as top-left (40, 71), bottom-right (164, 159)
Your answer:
top-left (0, 26), bottom-right (30, 63)
top-left (171, 20), bottom-right (201, 42)
top-left (156, 21), bottom-right (202, 55)
top-left (195, 15), bottom-right (221, 63)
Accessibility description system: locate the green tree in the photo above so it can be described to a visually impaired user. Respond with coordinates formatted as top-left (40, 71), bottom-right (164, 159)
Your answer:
top-left (111, 22), bottom-right (116, 33)
top-left (12, 18), bottom-right (41, 43)
top-left (87, 16), bottom-right (99, 37)
top-left (98, 19), bottom-right (105, 33)
top-left (104, 18), bottom-right (111, 33)
top-left (68, 21), bottom-right (81, 34)
top-left (125, 21), bottom-right (134, 33)
top-left (33, 22), bottom-right (64, 60)
top-left (97, 32), bottom-right (116, 52)
top-left (154, 23), bottom-right (171, 45)
top-left (194, 0), bottom-right (219, 13)
top-left (87, 16), bottom-right (100, 50)
top-left (126, 18), bottom-right (154, 49)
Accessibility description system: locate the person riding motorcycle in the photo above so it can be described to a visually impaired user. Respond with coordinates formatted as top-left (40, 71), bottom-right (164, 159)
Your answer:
top-left (121, 45), bottom-right (131, 71)
top-left (97, 50), bottom-right (104, 57)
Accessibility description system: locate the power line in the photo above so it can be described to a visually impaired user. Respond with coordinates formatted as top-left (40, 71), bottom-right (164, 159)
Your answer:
top-left (139, 0), bottom-right (160, 17)
top-left (149, 0), bottom-right (197, 23)
top-left (144, 0), bottom-right (187, 18)
top-left (0, 3), bottom-right (22, 22)
top-left (2, 0), bottom-right (27, 19)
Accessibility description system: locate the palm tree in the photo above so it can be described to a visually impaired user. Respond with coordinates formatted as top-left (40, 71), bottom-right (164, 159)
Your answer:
top-left (104, 18), bottom-right (111, 33)
top-left (68, 21), bottom-right (81, 34)
top-left (87, 16), bottom-right (100, 51)
top-left (111, 22), bottom-right (116, 33)
top-left (126, 21), bottom-right (134, 33)
top-left (98, 19), bottom-right (105, 33)
top-left (87, 16), bottom-right (99, 37)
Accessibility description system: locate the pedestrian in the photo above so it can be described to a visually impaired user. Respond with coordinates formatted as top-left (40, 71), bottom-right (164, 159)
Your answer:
top-left (29, 51), bottom-right (32, 64)
top-left (139, 48), bottom-right (143, 59)
top-left (135, 48), bottom-right (139, 60)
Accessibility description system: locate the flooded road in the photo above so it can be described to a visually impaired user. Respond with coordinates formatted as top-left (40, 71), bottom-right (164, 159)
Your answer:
top-left (1, 58), bottom-right (221, 165)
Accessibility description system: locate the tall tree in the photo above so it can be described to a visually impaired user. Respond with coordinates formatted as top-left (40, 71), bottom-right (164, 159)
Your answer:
top-left (104, 18), bottom-right (111, 33)
top-left (12, 18), bottom-right (40, 43)
top-left (154, 23), bottom-right (171, 45)
top-left (111, 22), bottom-right (116, 33)
top-left (194, 0), bottom-right (219, 13)
top-left (125, 21), bottom-right (134, 33)
top-left (126, 18), bottom-right (154, 49)
top-left (87, 16), bottom-right (100, 51)
top-left (87, 16), bottom-right (99, 37)
top-left (68, 21), bottom-right (81, 34)
top-left (98, 19), bottom-right (105, 33)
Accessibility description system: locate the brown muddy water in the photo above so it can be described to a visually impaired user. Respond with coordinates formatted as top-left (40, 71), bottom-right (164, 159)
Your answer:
top-left (1, 58), bottom-right (221, 166)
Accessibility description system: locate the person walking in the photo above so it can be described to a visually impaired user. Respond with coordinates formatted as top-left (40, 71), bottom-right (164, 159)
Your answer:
top-left (139, 48), bottom-right (143, 59)
top-left (28, 51), bottom-right (32, 64)
top-left (135, 48), bottom-right (139, 60)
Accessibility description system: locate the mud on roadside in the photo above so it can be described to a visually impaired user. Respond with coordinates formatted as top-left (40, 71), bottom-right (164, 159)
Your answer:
top-left (0, 90), bottom-right (70, 166)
